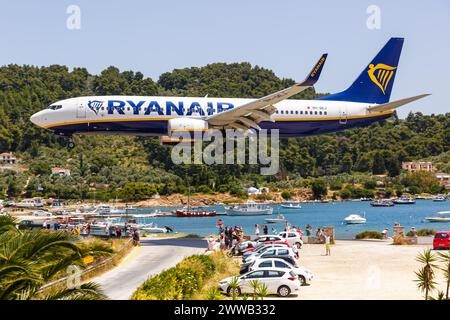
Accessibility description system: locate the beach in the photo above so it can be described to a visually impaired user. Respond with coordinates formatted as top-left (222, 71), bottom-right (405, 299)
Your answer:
top-left (294, 240), bottom-right (447, 300)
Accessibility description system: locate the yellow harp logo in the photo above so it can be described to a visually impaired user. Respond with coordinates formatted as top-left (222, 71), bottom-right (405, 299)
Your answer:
top-left (367, 63), bottom-right (396, 94)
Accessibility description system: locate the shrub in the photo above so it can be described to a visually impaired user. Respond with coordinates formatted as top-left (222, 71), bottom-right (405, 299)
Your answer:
top-left (329, 181), bottom-right (343, 191)
top-left (393, 235), bottom-right (408, 245)
top-left (355, 230), bottom-right (383, 240)
top-left (363, 180), bottom-right (377, 190)
top-left (131, 254), bottom-right (216, 300)
top-left (281, 190), bottom-right (292, 200)
top-left (406, 228), bottom-right (436, 237)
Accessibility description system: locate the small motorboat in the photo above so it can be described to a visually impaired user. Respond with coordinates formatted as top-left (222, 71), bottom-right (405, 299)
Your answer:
top-left (141, 223), bottom-right (171, 233)
top-left (425, 211), bottom-right (450, 222)
top-left (370, 200), bottom-right (395, 207)
top-left (175, 208), bottom-right (216, 217)
top-left (225, 201), bottom-right (273, 216)
top-left (265, 214), bottom-right (288, 224)
top-left (433, 196), bottom-right (447, 202)
top-left (425, 217), bottom-right (450, 222)
top-left (280, 201), bottom-right (302, 209)
top-left (393, 197), bottom-right (416, 205)
top-left (344, 214), bottom-right (367, 224)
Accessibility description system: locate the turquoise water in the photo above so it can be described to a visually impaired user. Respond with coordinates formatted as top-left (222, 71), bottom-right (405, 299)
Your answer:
top-left (123, 200), bottom-right (450, 239)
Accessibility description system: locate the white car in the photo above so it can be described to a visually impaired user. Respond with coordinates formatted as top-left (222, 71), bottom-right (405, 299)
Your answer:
top-left (278, 231), bottom-right (303, 248)
top-left (244, 246), bottom-right (298, 264)
top-left (32, 210), bottom-right (52, 217)
top-left (238, 235), bottom-right (283, 252)
top-left (249, 258), bottom-right (313, 286)
top-left (242, 243), bottom-right (292, 261)
top-left (219, 268), bottom-right (301, 297)
top-left (255, 235), bottom-right (283, 243)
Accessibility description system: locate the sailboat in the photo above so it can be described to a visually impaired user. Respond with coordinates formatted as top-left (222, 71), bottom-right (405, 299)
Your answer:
top-left (174, 185), bottom-right (216, 217)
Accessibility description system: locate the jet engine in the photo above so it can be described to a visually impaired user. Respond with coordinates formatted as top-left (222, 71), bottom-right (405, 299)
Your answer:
top-left (160, 118), bottom-right (208, 145)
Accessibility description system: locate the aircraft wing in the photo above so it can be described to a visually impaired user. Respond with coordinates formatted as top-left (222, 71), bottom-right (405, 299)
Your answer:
top-left (367, 94), bottom-right (430, 113)
top-left (206, 54), bottom-right (328, 130)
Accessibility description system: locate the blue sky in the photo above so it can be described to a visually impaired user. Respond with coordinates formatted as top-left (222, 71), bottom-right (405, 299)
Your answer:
top-left (0, 0), bottom-right (449, 117)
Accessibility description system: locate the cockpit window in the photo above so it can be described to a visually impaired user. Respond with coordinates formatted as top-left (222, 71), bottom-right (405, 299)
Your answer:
top-left (48, 105), bottom-right (62, 110)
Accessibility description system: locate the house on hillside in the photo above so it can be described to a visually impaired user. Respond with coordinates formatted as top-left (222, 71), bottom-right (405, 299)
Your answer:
top-left (401, 161), bottom-right (433, 173)
top-left (436, 172), bottom-right (450, 187)
top-left (51, 167), bottom-right (71, 177)
top-left (0, 152), bottom-right (17, 164)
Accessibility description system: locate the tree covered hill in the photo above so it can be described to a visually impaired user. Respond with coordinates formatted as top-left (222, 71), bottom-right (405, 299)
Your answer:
top-left (0, 63), bottom-right (448, 200)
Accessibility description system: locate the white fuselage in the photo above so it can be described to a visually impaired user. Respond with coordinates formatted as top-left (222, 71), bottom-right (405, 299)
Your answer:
top-left (30, 96), bottom-right (393, 138)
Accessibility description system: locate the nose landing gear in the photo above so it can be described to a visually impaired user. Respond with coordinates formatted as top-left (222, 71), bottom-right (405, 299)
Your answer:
top-left (67, 140), bottom-right (75, 149)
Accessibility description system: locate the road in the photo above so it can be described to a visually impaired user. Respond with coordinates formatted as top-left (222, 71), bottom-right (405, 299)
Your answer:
top-left (93, 237), bottom-right (206, 300)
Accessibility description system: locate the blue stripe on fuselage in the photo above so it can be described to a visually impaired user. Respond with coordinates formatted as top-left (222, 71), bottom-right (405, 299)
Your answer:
top-left (50, 113), bottom-right (392, 138)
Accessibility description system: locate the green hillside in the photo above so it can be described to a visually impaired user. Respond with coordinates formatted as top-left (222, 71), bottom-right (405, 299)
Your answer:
top-left (0, 63), bottom-right (449, 200)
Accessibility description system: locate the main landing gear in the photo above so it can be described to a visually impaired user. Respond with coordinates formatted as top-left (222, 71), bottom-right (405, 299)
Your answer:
top-left (67, 140), bottom-right (75, 149)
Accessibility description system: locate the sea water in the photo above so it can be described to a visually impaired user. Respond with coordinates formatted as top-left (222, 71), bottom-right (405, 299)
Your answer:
top-left (122, 200), bottom-right (450, 239)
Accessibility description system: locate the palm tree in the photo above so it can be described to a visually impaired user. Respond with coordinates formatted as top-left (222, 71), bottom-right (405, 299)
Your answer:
top-left (414, 249), bottom-right (438, 300)
top-left (0, 215), bottom-right (113, 300)
top-left (249, 280), bottom-right (261, 300)
top-left (438, 251), bottom-right (450, 300)
top-left (228, 276), bottom-right (240, 300)
top-left (206, 287), bottom-right (222, 300)
top-left (256, 282), bottom-right (269, 300)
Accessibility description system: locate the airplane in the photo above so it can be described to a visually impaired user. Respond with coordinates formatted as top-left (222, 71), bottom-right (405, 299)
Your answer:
top-left (30, 37), bottom-right (429, 148)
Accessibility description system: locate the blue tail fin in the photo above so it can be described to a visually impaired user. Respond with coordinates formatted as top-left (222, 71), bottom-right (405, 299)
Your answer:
top-left (318, 37), bottom-right (404, 104)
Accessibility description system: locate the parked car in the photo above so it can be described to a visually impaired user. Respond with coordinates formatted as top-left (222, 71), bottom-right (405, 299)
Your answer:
top-left (242, 240), bottom-right (290, 253)
top-left (278, 231), bottom-right (303, 248)
top-left (433, 231), bottom-right (450, 250)
top-left (18, 220), bottom-right (44, 230)
top-left (244, 247), bottom-right (298, 264)
top-left (249, 258), bottom-right (313, 285)
top-left (32, 210), bottom-right (52, 217)
top-left (219, 268), bottom-right (300, 297)
top-left (256, 235), bottom-right (283, 243)
top-left (242, 243), bottom-right (290, 260)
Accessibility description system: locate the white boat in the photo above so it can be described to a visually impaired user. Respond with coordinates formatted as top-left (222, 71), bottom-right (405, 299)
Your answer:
top-left (344, 214), bottom-right (367, 224)
top-left (95, 204), bottom-right (126, 215)
top-left (425, 216), bottom-right (450, 222)
top-left (224, 201), bottom-right (273, 216)
top-left (433, 196), bottom-right (447, 202)
top-left (16, 198), bottom-right (44, 208)
top-left (265, 214), bottom-right (287, 223)
top-left (141, 223), bottom-right (169, 233)
top-left (280, 201), bottom-right (302, 209)
top-left (425, 211), bottom-right (450, 222)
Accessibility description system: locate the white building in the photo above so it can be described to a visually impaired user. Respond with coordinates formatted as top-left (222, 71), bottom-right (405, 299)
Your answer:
top-left (51, 167), bottom-right (71, 176)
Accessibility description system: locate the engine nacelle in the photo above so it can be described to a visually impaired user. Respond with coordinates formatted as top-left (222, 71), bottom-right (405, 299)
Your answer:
top-left (167, 118), bottom-right (208, 134)
top-left (159, 135), bottom-right (195, 146)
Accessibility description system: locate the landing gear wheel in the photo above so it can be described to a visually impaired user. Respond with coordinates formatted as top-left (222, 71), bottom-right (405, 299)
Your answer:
top-left (68, 140), bottom-right (75, 149)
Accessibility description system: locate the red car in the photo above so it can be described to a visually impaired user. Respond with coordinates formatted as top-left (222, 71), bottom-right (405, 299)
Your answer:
top-left (433, 231), bottom-right (450, 250)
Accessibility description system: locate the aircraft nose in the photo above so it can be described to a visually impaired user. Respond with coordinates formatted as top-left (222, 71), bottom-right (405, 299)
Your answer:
top-left (30, 111), bottom-right (44, 127)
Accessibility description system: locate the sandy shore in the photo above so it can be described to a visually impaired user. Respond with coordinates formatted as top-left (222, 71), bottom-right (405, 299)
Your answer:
top-left (291, 240), bottom-right (447, 300)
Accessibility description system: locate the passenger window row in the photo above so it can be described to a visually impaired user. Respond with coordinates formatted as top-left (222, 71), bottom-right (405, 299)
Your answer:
top-left (276, 109), bottom-right (327, 115)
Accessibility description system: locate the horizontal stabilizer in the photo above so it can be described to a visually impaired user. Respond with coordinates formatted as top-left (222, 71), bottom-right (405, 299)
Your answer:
top-left (367, 94), bottom-right (430, 113)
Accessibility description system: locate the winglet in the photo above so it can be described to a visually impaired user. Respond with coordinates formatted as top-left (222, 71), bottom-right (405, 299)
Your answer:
top-left (302, 53), bottom-right (328, 86)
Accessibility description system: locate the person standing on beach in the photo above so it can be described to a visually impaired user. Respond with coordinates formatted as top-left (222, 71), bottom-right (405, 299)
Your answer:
top-left (306, 224), bottom-right (312, 236)
top-left (255, 224), bottom-right (260, 237)
top-left (263, 224), bottom-right (268, 235)
top-left (324, 233), bottom-right (331, 256)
